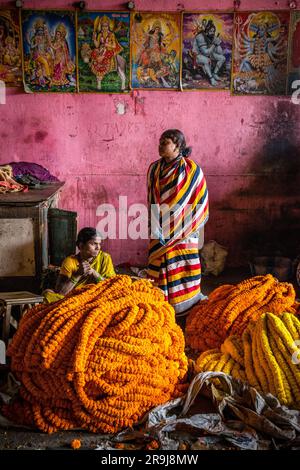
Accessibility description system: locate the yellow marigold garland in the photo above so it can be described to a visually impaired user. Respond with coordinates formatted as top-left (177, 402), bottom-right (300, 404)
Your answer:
top-left (186, 274), bottom-right (297, 352)
top-left (3, 276), bottom-right (188, 434)
top-left (195, 312), bottom-right (300, 409)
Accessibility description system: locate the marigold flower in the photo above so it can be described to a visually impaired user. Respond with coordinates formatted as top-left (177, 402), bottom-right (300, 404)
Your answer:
top-left (186, 275), bottom-right (297, 352)
top-left (4, 276), bottom-right (188, 434)
top-left (71, 439), bottom-right (81, 450)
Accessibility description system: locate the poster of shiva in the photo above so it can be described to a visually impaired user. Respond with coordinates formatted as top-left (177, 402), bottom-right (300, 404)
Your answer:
top-left (181, 12), bottom-right (233, 90)
top-left (131, 12), bottom-right (180, 89)
top-left (0, 10), bottom-right (22, 86)
top-left (77, 12), bottom-right (130, 93)
top-left (232, 11), bottom-right (290, 95)
top-left (22, 10), bottom-right (76, 92)
top-left (287, 11), bottom-right (300, 95)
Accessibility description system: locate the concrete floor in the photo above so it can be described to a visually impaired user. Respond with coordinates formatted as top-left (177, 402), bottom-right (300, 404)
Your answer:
top-left (0, 267), bottom-right (298, 450)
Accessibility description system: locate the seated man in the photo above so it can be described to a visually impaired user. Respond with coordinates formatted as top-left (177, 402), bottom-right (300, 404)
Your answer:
top-left (44, 227), bottom-right (115, 303)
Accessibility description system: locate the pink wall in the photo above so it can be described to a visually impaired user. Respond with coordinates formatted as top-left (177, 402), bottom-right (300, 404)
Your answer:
top-left (1, 0), bottom-right (300, 267)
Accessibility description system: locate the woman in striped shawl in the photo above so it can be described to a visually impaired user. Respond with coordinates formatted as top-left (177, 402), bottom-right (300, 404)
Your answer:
top-left (147, 129), bottom-right (209, 315)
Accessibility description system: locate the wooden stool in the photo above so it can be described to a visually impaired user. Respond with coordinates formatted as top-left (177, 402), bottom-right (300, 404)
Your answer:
top-left (0, 291), bottom-right (44, 346)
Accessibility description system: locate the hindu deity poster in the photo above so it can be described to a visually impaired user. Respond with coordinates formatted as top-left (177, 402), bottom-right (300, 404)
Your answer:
top-left (287, 11), bottom-right (300, 94)
top-left (77, 11), bottom-right (130, 93)
top-left (0, 9), bottom-right (22, 86)
top-left (131, 12), bottom-right (180, 89)
top-left (181, 12), bottom-right (233, 90)
top-left (22, 10), bottom-right (76, 92)
top-left (232, 11), bottom-right (290, 95)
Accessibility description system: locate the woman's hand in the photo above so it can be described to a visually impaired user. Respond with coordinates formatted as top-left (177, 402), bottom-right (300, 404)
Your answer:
top-left (76, 261), bottom-right (92, 276)
top-left (77, 261), bottom-right (100, 281)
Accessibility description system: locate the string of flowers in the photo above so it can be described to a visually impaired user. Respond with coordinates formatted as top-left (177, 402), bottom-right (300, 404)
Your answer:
top-left (3, 276), bottom-right (188, 434)
top-left (195, 312), bottom-right (300, 410)
top-left (186, 274), bottom-right (299, 352)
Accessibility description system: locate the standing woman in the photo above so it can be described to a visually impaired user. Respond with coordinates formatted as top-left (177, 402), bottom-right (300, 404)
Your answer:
top-left (147, 129), bottom-right (209, 315)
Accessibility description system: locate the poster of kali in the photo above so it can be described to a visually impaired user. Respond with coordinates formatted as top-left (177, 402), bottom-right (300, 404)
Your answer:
top-left (232, 11), bottom-right (290, 95)
top-left (22, 10), bottom-right (77, 92)
top-left (0, 9), bottom-right (22, 86)
top-left (77, 11), bottom-right (130, 92)
top-left (181, 12), bottom-right (233, 90)
top-left (131, 12), bottom-right (180, 89)
top-left (287, 11), bottom-right (300, 95)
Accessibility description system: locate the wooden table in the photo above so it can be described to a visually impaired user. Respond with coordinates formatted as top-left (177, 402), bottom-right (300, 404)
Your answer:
top-left (0, 182), bottom-right (64, 291)
top-left (0, 291), bottom-right (44, 346)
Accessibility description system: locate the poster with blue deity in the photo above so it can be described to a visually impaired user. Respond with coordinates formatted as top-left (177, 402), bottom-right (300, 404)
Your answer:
top-left (181, 12), bottom-right (234, 90)
top-left (22, 10), bottom-right (77, 92)
top-left (232, 11), bottom-right (290, 95)
top-left (77, 11), bottom-right (130, 93)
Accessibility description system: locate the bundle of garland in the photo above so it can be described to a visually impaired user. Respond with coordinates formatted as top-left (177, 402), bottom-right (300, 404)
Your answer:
top-left (186, 274), bottom-right (299, 352)
top-left (3, 276), bottom-right (188, 433)
top-left (195, 312), bottom-right (300, 409)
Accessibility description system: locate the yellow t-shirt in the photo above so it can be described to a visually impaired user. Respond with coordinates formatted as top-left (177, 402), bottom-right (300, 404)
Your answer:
top-left (60, 251), bottom-right (115, 285)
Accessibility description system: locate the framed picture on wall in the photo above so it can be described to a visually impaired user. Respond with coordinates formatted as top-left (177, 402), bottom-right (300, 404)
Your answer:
top-left (0, 9), bottom-right (22, 86)
top-left (77, 11), bottom-right (130, 93)
top-left (181, 12), bottom-right (234, 91)
top-left (21, 10), bottom-right (77, 93)
top-left (131, 11), bottom-right (180, 90)
top-left (231, 10), bottom-right (290, 95)
top-left (287, 11), bottom-right (300, 95)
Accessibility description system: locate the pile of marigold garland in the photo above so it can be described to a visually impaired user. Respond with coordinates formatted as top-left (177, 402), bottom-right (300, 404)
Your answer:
top-left (3, 276), bottom-right (188, 433)
top-left (186, 274), bottom-right (299, 352)
top-left (195, 312), bottom-right (300, 409)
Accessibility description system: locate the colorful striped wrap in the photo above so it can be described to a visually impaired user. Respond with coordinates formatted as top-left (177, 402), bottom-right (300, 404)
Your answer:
top-left (147, 155), bottom-right (209, 314)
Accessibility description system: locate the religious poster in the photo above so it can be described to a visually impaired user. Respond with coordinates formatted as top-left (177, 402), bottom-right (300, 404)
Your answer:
top-left (77, 11), bottom-right (130, 93)
top-left (287, 11), bottom-right (300, 95)
top-left (0, 9), bottom-right (22, 86)
top-left (181, 12), bottom-right (233, 90)
top-left (232, 11), bottom-right (290, 95)
top-left (131, 12), bottom-right (180, 89)
top-left (22, 10), bottom-right (77, 92)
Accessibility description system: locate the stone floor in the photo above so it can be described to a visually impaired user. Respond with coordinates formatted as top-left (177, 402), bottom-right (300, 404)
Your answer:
top-left (0, 266), bottom-right (298, 450)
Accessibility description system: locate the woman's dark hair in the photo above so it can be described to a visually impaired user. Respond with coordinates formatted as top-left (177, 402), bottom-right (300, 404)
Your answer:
top-left (160, 129), bottom-right (192, 157)
top-left (76, 227), bottom-right (101, 247)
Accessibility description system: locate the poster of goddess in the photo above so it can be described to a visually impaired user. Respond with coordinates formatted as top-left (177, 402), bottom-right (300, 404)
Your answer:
top-left (131, 12), bottom-right (180, 89)
top-left (0, 9), bottom-right (22, 86)
top-left (78, 11), bottom-right (130, 92)
top-left (22, 10), bottom-right (76, 92)
top-left (232, 11), bottom-right (290, 95)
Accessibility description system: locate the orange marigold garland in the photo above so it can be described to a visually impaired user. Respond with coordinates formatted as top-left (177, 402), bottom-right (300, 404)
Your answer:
top-left (3, 276), bottom-right (188, 434)
top-left (186, 274), bottom-right (297, 352)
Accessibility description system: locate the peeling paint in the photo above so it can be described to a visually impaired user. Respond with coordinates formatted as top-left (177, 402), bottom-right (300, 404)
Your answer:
top-left (115, 102), bottom-right (126, 115)
top-left (134, 97), bottom-right (146, 116)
